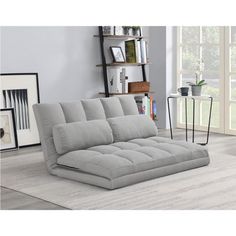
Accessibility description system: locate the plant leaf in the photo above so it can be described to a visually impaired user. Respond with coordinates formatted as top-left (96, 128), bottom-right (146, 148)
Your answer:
top-left (197, 80), bottom-right (207, 86)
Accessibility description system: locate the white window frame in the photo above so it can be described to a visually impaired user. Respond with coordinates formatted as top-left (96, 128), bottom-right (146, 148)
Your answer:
top-left (176, 26), bottom-right (236, 135)
top-left (225, 27), bottom-right (236, 135)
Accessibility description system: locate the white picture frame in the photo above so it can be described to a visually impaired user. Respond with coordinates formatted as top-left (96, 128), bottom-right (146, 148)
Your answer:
top-left (0, 108), bottom-right (18, 152)
top-left (0, 73), bottom-right (40, 147)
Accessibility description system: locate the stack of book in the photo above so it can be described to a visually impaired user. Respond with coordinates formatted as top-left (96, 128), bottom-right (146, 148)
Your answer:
top-left (135, 95), bottom-right (157, 120)
top-left (125, 39), bottom-right (148, 64)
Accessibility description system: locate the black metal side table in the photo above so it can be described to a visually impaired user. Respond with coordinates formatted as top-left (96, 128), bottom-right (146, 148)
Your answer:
top-left (167, 94), bottom-right (213, 145)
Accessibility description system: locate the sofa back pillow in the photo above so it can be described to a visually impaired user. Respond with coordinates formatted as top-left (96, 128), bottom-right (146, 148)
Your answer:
top-left (107, 115), bottom-right (158, 142)
top-left (53, 120), bottom-right (113, 154)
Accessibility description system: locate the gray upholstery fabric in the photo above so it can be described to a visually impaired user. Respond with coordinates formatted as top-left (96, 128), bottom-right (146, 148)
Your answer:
top-left (53, 157), bottom-right (209, 189)
top-left (107, 115), bottom-right (158, 142)
top-left (57, 136), bottom-right (209, 180)
top-left (81, 99), bottom-right (106, 120)
top-left (53, 120), bottom-right (113, 154)
top-left (60, 102), bottom-right (86, 123)
top-left (118, 95), bottom-right (139, 115)
top-left (33, 104), bottom-right (66, 170)
top-left (100, 97), bottom-right (124, 118)
top-left (33, 96), bottom-right (210, 190)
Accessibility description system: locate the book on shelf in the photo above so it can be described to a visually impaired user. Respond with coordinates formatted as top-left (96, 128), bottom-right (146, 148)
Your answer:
top-left (125, 40), bottom-right (136, 63)
top-left (134, 95), bottom-right (157, 120)
top-left (140, 40), bottom-right (147, 63)
top-left (136, 41), bottom-right (142, 63)
top-left (152, 99), bottom-right (157, 120)
top-left (125, 39), bottom-right (148, 64)
top-left (150, 95), bottom-right (153, 119)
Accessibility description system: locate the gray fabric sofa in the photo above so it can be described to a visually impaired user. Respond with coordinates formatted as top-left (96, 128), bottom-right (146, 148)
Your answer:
top-left (33, 95), bottom-right (210, 189)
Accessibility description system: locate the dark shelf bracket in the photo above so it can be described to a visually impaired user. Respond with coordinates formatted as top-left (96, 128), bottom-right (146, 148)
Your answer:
top-left (141, 64), bottom-right (147, 82)
top-left (98, 26), bottom-right (109, 97)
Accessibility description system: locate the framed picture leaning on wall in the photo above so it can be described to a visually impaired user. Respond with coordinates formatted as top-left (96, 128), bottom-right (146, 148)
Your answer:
top-left (0, 108), bottom-right (18, 152)
top-left (110, 46), bottom-right (126, 63)
top-left (0, 73), bottom-right (40, 147)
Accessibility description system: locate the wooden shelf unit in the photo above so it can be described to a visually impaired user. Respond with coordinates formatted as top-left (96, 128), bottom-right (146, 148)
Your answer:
top-left (94, 35), bottom-right (145, 40)
top-left (96, 26), bottom-right (149, 97)
top-left (99, 91), bottom-right (155, 95)
top-left (96, 63), bottom-right (149, 67)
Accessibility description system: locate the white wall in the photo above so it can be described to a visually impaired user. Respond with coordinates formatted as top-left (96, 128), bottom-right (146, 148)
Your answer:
top-left (1, 26), bottom-right (177, 128)
top-left (0, 26), bottom-right (149, 103)
top-left (149, 26), bottom-right (176, 128)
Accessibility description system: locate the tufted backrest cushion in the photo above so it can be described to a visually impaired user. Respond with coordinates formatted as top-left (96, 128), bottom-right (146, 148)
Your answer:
top-left (100, 97), bottom-right (124, 118)
top-left (60, 102), bottom-right (86, 123)
top-left (33, 95), bottom-right (140, 171)
top-left (33, 104), bottom-right (66, 170)
top-left (118, 95), bottom-right (139, 115)
top-left (81, 99), bottom-right (106, 120)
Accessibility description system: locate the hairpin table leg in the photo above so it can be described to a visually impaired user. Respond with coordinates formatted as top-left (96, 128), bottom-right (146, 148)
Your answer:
top-left (198, 96), bottom-right (213, 145)
top-left (192, 98), bottom-right (195, 143)
top-left (167, 97), bottom-right (173, 139)
top-left (185, 98), bottom-right (188, 142)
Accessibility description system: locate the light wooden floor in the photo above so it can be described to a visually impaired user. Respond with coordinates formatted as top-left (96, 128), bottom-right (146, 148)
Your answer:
top-left (1, 187), bottom-right (68, 210)
top-left (1, 129), bottom-right (235, 210)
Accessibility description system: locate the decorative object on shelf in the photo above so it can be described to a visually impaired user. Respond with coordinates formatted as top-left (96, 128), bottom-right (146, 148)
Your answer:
top-left (187, 59), bottom-right (207, 96)
top-left (120, 68), bottom-right (128, 93)
top-left (0, 73), bottom-right (40, 147)
top-left (110, 46), bottom-right (126, 63)
top-left (102, 26), bottom-right (114, 35)
top-left (132, 26), bottom-right (141, 36)
top-left (114, 26), bottom-right (123, 35)
top-left (128, 81), bottom-right (150, 93)
top-left (108, 68), bottom-right (122, 93)
top-left (177, 87), bottom-right (189, 96)
top-left (123, 26), bottom-right (133, 36)
top-left (0, 108), bottom-right (18, 152)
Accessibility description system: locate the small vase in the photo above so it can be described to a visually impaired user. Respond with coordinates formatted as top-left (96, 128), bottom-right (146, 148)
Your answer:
top-left (191, 85), bottom-right (202, 96)
top-left (133, 28), bottom-right (140, 36)
top-left (123, 27), bottom-right (132, 36)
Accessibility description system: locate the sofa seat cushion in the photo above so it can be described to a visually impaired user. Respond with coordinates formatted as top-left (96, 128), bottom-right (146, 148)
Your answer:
top-left (57, 137), bottom-right (209, 180)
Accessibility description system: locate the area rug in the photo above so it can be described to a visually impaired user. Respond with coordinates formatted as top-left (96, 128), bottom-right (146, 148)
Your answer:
top-left (1, 151), bottom-right (236, 209)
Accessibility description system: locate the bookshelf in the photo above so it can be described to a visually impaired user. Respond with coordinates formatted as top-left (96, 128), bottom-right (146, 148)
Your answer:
top-left (99, 91), bottom-right (155, 95)
top-left (96, 26), bottom-right (149, 97)
top-left (96, 63), bottom-right (149, 67)
top-left (94, 35), bottom-right (145, 40)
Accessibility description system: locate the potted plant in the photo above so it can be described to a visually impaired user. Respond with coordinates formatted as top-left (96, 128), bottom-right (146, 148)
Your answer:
top-left (187, 59), bottom-right (207, 96)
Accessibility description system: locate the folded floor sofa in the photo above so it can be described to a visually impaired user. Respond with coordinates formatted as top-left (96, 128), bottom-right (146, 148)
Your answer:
top-left (33, 95), bottom-right (210, 189)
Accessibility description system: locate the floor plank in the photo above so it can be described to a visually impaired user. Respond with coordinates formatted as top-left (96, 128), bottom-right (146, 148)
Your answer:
top-left (1, 187), bottom-right (69, 210)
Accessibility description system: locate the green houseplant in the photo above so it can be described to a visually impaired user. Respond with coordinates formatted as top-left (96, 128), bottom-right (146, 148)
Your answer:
top-left (187, 59), bottom-right (207, 96)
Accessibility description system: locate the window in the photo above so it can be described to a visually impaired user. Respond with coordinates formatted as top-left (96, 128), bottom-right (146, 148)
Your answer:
top-left (225, 26), bottom-right (236, 134)
top-left (177, 26), bottom-right (236, 135)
